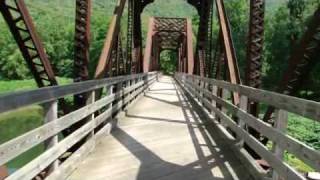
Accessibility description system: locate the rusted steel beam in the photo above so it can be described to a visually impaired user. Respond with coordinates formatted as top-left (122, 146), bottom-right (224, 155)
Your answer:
top-left (0, 0), bottom-right (72, 118)
top-left (143, 17), bottom-right (155, 73)
top-left (144, 17), bottom-right (190, 73)
top-left (205, 0), bottom-right (214, 77)
top-left (216, 0), bottom-right (241, 105)
top-left (194, 0), bottom-right (211, 77)
top-left (0, 0), bottom-right (57, 87)
top-left (94, 0), bottom-right (126, 79)
top-left (245, 0), bottom-right (265, 117)
top-left (126, 0), bottom-right (134, 74)
top-left (117, 35), bottom-right (125, 75)
top-left (263, 7), bottom-right (320, 123)
top-left (210, 29), bottom-right (222, 79)
top-left (0, 165), bottom-right (8, 180)
top-left (74, 0), bottom-right (91, 107)
top-left (244, 0), bottom-right (265, 157)
top-left (133, 1), bottom-right (143, 74)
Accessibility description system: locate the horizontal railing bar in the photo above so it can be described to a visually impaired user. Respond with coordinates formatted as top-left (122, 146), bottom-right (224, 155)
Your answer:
top-left (179, 73), bottom-right (320, 122)
top-left (5, 75), bottom-right (156, 179)
top-left (0, 75), bottom-right (155, 165)
top-left (184, 77), bottom-right (320, 171)
top-left (45, 81), bottom-right (153, 180)
top-left (7, 120), bottom-right (94, 180)
top-left (177, 77), bottom-right (305, 180)
top-left (0, 72), bottom-right (157, 114)
top-left (46, 135), bottom-right (95, 180)
top-left (0, 93), bottom-right (113, 165)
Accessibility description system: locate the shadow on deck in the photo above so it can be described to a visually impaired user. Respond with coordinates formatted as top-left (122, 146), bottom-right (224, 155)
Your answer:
top-left (68, 76), bottom-right (254, 180)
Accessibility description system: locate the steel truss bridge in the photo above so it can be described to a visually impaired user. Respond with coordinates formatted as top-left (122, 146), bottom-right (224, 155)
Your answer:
top-left (0, 0), bottom-right (319, 180)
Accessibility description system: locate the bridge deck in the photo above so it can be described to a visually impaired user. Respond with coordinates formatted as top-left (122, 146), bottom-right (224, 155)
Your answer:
top-left (67, 76), bottom-right (254, 180)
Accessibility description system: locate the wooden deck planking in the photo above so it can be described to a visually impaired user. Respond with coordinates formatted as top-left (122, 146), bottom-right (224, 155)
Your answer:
top-left (67, 76), bottom-right (254, 180)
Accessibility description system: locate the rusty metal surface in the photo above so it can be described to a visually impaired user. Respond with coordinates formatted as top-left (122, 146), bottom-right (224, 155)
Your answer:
top-left (215, 0), bottom-right (241, 105)
top-left (245, 0), bottom-right (265, 117)
top-left (143, 17), bottom-right (191, 73)
top-left (0, 165), bottom-right (8, 180)
top-left (94, 0), bottom-right (126, 79)
top-left (126, 0), bottom-right (134, 74)
top-left (0, 0), bottom-right (57, 87)
top-left (74, 0), bottom-right (91, 107)
top-left (143, 17), bottom-right (155, 73)
top-left (194, 0), bottom-right (212, 77)
top-left (0, 0), bottom-right (73, 139)
top-left (187, 19), bottom-right (194, 74)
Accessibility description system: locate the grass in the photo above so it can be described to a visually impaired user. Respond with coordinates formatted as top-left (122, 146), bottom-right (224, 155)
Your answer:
top-left (0, 77), bottom-right (72, 94)
top-left (265, 112), bottom-right (319, 173)
top-left (287, 113), bottom-right (320, 150)
top-left (284, 113), bottom-right (320, 173)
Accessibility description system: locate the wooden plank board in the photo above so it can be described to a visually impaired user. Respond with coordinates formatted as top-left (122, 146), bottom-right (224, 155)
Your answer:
top-left (0, 72), bottom-right (157, 114)
top-left (7, 121), bottom-right (94, 180)
top-left (7, 88), bottom-right (134, 180)
top-left (184, 77), bottom-right (320, 171)
top-left (179, 78), bottom-right (306, 180)
top-left (180, 73), bottom-right (320, 122)
top-left (0, 94), bottom-right (113, 165)
top-left (0, 75), bottom-right (156, 166)
top-left (66, 76), bottom-right (253, 180)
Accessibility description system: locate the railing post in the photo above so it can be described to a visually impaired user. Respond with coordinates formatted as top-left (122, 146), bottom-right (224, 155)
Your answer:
top-left (116, 81), bottom-right (123, 109)
top-left (221, 89), bottom-right (229, 125)
top-left (238, 95), bottom-right (248, 146)
top-left (182, 74), bottom-right (185, 88)
top-left (126, 79), bottom-right (131, 105)
top-left (142, 75), bottom-right (149, 93)
top-left (107, 84), bottom-right (113, 111)
top-left (87, 90), bottom-right (95, 139)
top-left (200, 79), bottom-right (205, 105)
top-left (156, 72), bottom-right (159, 81)
top-left (211, 85), bottom-right (218, 119)
top-left (272, 109), bottom-right (288, 180)
top-left (129, 77), bottom-right (134, 101)
top-left (43, 100), bottom-right (59, 173)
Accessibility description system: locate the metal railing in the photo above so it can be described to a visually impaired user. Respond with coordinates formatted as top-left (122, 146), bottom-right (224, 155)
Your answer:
top-left (0, 72), bottom-right (158, 180)
top-left (175, 73), bottom-right (320, 180)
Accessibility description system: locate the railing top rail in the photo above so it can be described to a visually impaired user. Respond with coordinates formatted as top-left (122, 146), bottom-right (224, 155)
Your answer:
top-left (177, 73), bottom-right (320, 122)
top-left (176, 73), bottom-right (320, 178)
top-left (0, 72), bottom-right (157, 114)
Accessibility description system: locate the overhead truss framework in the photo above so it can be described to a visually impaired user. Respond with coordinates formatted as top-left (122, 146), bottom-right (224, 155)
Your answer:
top-left (143, 17), bottom-right (194, 74)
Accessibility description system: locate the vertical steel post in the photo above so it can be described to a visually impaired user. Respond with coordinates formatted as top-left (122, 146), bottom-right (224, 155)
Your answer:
top-left (245, 0), bottom-right (265, 117)
top-left (74, 0), bottom-right (91, 107)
